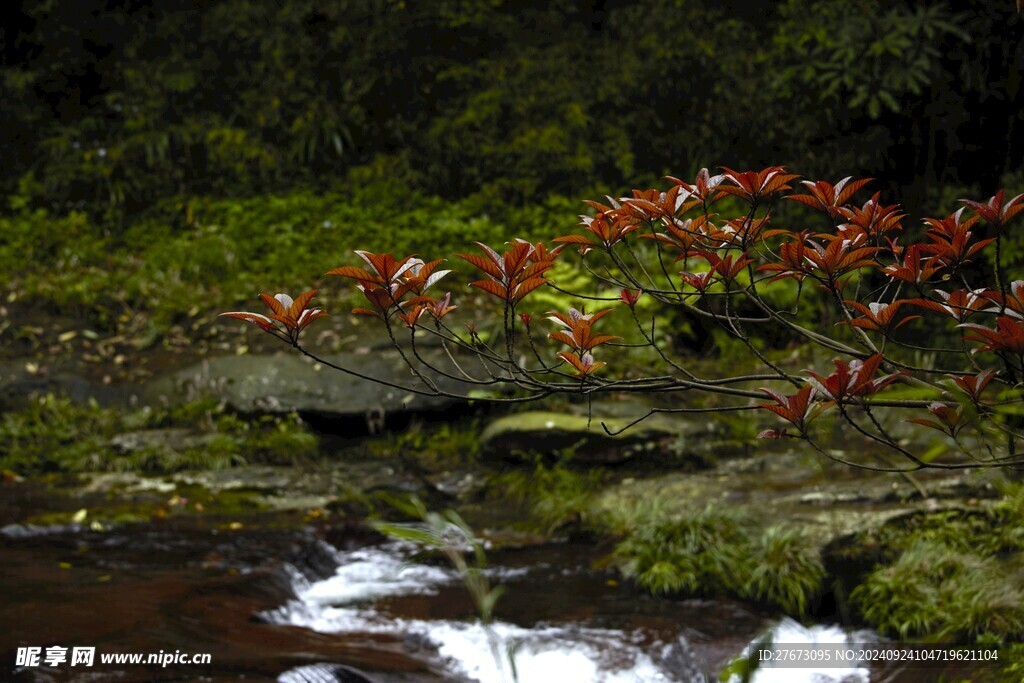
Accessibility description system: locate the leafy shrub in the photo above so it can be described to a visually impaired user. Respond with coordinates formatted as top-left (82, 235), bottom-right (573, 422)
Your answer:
top-left (850, 538), bottom-right (1024, 640)
top-left (612, 503), bottom-right (824, 615)
top-left (744, 526), bottom-right (826, 615)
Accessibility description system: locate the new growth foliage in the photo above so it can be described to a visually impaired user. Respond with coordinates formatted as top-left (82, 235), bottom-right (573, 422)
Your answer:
top-left (224, 167), bottom-right (1024, 471)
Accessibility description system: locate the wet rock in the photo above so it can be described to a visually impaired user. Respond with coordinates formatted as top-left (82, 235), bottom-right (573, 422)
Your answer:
top-left (109, 428), bottom-right (220, 455)
top-left (593, 448), bottom-right (1003, 550)
top-left (1, 522), bottom-right (84, 538)
top-left (137, 352), bottom-right (474, 421)
top-left (0, 359), bottom-right (121, 410)
top-left (279, 663), bottom-right (383, 683)
top-left (479, 410), bottom-right (740, 464)
top-left (657, 634), bottom-right (711, 682)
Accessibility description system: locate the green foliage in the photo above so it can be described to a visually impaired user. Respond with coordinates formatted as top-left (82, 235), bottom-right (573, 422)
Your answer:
top-left (744, 526), bottom-right (826, 616)
top-left (846, 486), bottom-right (1024, 644)
top-left (2, 187), bottom-right (577, 333)
top-left (364, 419), bottom-right (483, 471)
top-left (0, 394), bottom-right (318, 474)
top-left (0, 395), bottom-right (124, 474)
top-left (850, 538), bottom-right (1024, 640)
top-left (773, 2), bottom-right (969, 121)
top-left (490, 455), bottom-right (609, 534)
top-left (5, 0), bottom-right (1019, 217)
top-left (613, 502), bottom-right (824, 615)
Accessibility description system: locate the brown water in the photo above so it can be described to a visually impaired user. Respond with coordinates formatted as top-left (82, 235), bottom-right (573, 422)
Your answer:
top-left (0, 480), bottom-right (1006, 683)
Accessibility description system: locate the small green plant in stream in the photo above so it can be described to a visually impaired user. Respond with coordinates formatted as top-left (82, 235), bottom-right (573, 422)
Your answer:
top-left (372, 495), bottom-right (517, 683)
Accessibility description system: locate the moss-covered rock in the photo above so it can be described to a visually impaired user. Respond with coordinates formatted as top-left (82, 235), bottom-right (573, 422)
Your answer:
top-left (479, 410), bottom-right (740, 464)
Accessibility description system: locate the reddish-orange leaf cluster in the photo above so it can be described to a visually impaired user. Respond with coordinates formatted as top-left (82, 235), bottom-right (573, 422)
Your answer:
top-left (786, 176), bottom-right (874, 219)
top-left (757, 385), bottom-right (819, 434)
top-left (619, 288), bottom-right (642, 307)
top-left (327, 250), bottom-right (453, 321)
top-left (457, 240), bottom-right (561, 304)
top-left (841, 300), bottom-right (919, 333)
top-left (666, 167), bottom-right (727, 207)
top-left (220, 167), bottom-right (1024, 458)
top-left (804, 355), bottom-right (903, 405)
top-left (906, 403), bottom-right (968, 438)
top-left (960, 316), bottom-right (1024, 354)
top-left (220, 290), bottom-right (328, 343)
top-left (920, 210), bottom-right (992, 272)
top-left (947, 369), bottom-right (996, 405)
top-left (906, 288), bottom-right (988, 323)
top-left (547, 308), bottom-right (618, 376)
top-left (960, 189), bottom-right (1024, 228)
top-left (718, 166), bottom-right (799, 205)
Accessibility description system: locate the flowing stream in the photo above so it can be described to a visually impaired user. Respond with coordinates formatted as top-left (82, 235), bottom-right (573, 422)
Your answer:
top-left (0, 484), bottom-right (977, 683)
top-left (267, 539), bottom-right (876, 683)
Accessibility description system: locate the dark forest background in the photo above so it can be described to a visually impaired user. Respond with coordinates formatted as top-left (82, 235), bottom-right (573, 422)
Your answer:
top-left (1, 0), bottom-right (1022, 331)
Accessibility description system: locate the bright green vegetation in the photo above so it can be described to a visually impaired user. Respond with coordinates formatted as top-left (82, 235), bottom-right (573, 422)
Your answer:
top-left (1, 188), bottom-right (577, 335)
top-left (491, 460), bottom-right (823, 615)
top-left (845, 489), bottom-right (1024, 643)
top-left (0, 394), bottom-right (317, 475)
top-left (612, 503), bottom-right (825, 615)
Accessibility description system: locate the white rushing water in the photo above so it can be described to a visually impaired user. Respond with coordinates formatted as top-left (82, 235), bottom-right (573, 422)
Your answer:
top-left (269, 541), bottom-right (875, 683)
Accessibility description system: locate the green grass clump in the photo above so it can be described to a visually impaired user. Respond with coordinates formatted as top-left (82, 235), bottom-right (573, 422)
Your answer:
top-left (364, 420), bottom-right (483, 471)
top-left (844, 483), bottom-right (1024, 646)
top-left (615, 504), bottom-right (750, 596)
top-left (850, 538), bottom-right (1024, 641)
top-left (744, 526), bottom-right (826, 616)
top-left (490, 455), bottom-right (609, 534)
top-left (612, 502), bottom-right (824, 615)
